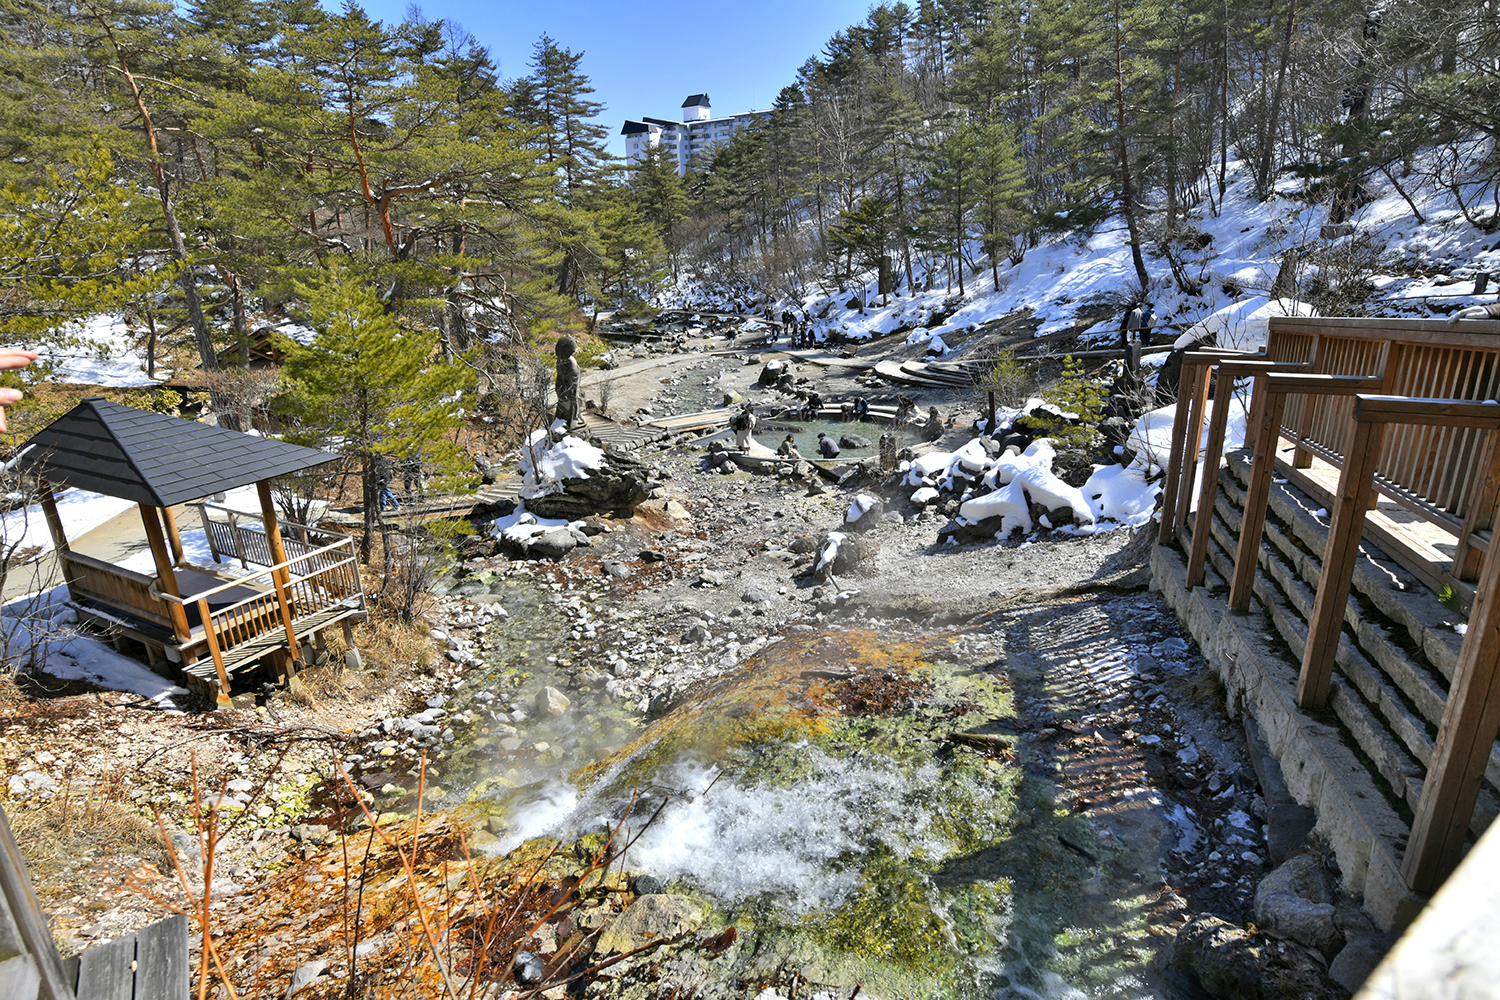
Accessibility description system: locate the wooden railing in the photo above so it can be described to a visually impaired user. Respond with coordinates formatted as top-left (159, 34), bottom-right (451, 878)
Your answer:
top-left (193, 502), bottom-right (345, 571)
top-left (1305, 394), bottom-right (1500, 895)
top-left (57, 550), bottom-right (174, 629)
top-left (1170, 318), bottom-right (1500, 602)
top-left (1158, 316), bottom-right (1500, 897)
top-left (160, 535), bottom-right (365, 695)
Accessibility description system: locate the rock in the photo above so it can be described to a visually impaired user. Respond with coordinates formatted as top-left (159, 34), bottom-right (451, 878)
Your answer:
top-left (1254, 855), bottom-right (1342, 958)
top-left (344, 647), bottom-right (363, 670)
top-left (8, 770), bottom-right (56, 796)
top-left (1174, 916), bottom-right (1264, 999)
top-left (789, 535), bottom-right (818, 554)
top-left (289, 823), bottom-right (331, 844)
top-left (639, 549), bottom-right (666, 563)
top-left (1173, 914), bottom-right (1339, 1000)
top-left (526, 448), bottom-right (659, 520)
top-left (595, 894), bottom-right (702, 955)
top-left (602, 559), bottom-right (631, 580)
top-left (1328, 932), bottom-right (1399, 994)
top-left (536, 686), bottom-right (571, 717)
top-left (285, 959), bottom-right (327, 998)
top-left (684, 623), bottom-right (711, 644)
top-left (844, 493), bottom-right (882, 528)
top-left (839, 433), bottom-right (872, 449)
top-left (741, 586), bottom-right (773, 605)
top-left (697, 570), bottom-right (725, 587)
top-left (631, 874), bottom-right (664, 896)
top-left (525, 529), bottom-right (578, 561)
top-left (513, 950), bottom-right (545, 985)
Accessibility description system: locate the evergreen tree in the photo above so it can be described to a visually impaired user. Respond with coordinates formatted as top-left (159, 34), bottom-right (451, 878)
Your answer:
top-left (273, 266), bottom-right (473, 561)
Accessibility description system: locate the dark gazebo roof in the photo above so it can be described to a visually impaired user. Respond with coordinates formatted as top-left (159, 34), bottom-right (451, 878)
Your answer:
top-left (15, 397), bottom-right (336, 507)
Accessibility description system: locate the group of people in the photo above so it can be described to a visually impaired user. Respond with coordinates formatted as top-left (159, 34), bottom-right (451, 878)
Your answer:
top-left (775, 432), bottom-right (842, 460)
top-left (778, 310), bottom-right (817, 348)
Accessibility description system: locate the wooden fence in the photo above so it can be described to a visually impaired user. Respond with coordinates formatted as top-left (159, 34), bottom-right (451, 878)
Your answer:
top-left (1, 805), bottom-right (187, 1000)
top-left (1159, 316), bottom-right (1500, 894)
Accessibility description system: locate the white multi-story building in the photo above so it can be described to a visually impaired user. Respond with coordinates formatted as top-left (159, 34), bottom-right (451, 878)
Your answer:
top-left (622, 94), bottom-right (768, 175)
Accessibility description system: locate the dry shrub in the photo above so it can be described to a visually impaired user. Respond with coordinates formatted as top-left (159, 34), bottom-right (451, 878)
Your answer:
top-left (347, 612), bottom-right (434, 675)
top-left (11, 789), bottom-right (174, 898)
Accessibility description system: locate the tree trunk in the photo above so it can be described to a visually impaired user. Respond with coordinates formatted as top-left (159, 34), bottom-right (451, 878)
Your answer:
top-left (1256, 0), bottom-right (1297, 199)
top-left (1113, 0), bottom-right (1151, 292)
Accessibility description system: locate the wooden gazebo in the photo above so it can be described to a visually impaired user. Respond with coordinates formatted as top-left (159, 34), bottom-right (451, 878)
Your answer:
top-left (17, 397), bottom-right (366, 707)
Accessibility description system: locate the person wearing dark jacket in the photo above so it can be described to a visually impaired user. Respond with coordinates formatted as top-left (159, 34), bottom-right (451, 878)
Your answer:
top-left (817, 432), bottom-right (841, 458)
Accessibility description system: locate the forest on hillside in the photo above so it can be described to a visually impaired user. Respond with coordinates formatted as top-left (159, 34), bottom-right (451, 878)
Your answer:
top-left (669, 0), bottom-right (1499, 306)
top-left (0, 0), bottom-right (1495, 428)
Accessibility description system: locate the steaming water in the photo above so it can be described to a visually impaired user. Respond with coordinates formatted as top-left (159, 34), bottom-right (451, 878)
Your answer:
top-left (489, 746), bottom-right (948, 916)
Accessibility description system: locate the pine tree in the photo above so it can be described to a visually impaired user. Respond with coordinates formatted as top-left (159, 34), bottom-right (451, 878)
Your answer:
top-left (273, 266), bottom-right (473, 561)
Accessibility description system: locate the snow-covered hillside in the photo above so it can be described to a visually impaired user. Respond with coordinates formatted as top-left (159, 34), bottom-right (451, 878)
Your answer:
top-left (673, 156), bottom-right (1500, 354)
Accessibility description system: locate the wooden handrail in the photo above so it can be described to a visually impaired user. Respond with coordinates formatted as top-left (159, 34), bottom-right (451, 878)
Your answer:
top-left (59, 547), bottom-right (155, 585)
top-left (1228, 374), bottom-right (1387, 612)
top-left (1353, 395), bottom-right (1500, 428)
top-left (1184, 360), bottom-right (1311, 588)
top-left (156, 537), bottom-right (355, 606)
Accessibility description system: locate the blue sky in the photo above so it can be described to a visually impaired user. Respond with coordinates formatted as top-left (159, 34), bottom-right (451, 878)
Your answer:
top-left (351, 0), bottom-right (873, 156)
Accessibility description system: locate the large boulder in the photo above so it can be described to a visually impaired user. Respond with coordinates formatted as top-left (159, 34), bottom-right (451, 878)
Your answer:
top-left (1173, 915), bottom-right (1340, 1000)
top-left (526, 448), bottom-right (660, 520)
top-left (1253, 855), bottom-right (1342, 958)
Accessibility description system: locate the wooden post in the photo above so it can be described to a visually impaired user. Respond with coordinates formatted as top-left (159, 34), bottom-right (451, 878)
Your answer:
top-left (197, 597), bottom-right (232, 707)
top-left (1297, 418), bottom-right (1386, 710)
top-left (140, 503), bottom-right (191, 643)
top-left (37, 479), bottom-right (75, 595)
top-left (1450, 429), bottom-right (1500, 582)
top-left (36, 480), bottom-right (69, 555)
top-left (1185, 359), bottom-right (1300, 589)
top-left (1229, 388), bottom-right (1290, 612)
top-left (1173, 362), bottom-right (1214, 538)
top-left (257, 481), bottom-right (301, 666)
top-left (1402, 514), bottom-right (1500, 891)
top-left (1158, 364), bottom-right (1198, 544)
top-left (161, 505), bottom-right (185, 567)
top-left (1186, 374), bottom-right (1238, 589)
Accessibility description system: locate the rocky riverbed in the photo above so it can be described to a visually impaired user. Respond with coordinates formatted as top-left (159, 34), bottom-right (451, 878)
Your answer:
top-left (2, 327), bottom-right (1366, 998)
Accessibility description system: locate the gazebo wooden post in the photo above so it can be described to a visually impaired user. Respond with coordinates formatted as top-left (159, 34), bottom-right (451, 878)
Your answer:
top-left (161, 505), bottom-right (185, 566)
top-left (257, 480), bottom-right (301, 668)
top-left (37, 479), bottom-right (68, 553)
top-left (37, 479), bottom-right (74, 591)
top-left (139, 503), bottom-right (191, 644)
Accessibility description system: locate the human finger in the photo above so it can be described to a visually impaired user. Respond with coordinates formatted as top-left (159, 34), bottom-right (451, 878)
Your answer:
top-left (0, 350), bottom-right (38, 370)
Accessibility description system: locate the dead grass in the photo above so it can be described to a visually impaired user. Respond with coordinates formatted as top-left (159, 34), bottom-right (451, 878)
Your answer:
top-left (11, 788), bottom-right (174, 896)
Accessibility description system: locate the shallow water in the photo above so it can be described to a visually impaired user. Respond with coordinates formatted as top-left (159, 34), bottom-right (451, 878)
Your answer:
top-left (751, 417), bottom-right (922, 460)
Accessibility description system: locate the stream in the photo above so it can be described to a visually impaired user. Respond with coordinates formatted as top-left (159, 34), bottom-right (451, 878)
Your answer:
top-left (368, 567), bottom-right (1257, 999)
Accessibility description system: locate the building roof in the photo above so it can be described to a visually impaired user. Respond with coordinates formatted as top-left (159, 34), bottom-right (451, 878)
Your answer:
top-left (16, 397), bottom-right (337, 507)
top-left (681, 94), bottom-right (711, 108)
top-left (621, 120), bottom-right (650, 135)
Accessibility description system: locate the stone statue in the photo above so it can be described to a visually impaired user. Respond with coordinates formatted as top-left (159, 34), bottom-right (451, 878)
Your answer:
top-left (554, 335), bottom-right (581, 431)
